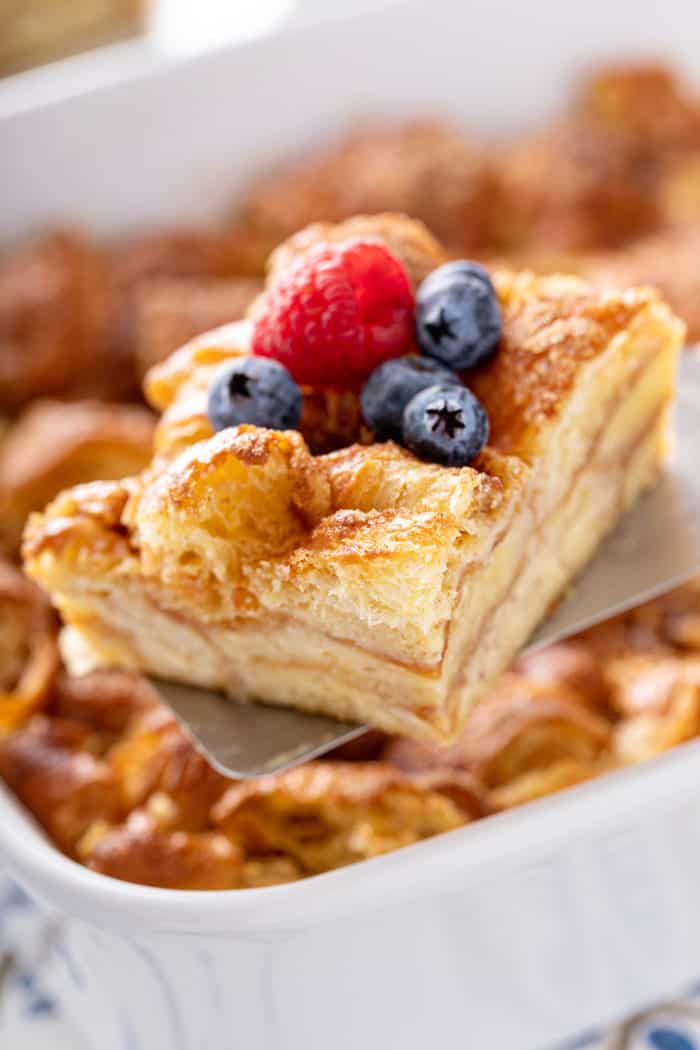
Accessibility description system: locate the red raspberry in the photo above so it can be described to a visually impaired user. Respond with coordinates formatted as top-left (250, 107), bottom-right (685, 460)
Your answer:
top-left (251, 238), bottom-right (416, 390)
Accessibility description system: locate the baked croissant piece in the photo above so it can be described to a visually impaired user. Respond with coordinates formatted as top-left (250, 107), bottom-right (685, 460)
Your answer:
top-left (23, 214), bottom-right (683, 741)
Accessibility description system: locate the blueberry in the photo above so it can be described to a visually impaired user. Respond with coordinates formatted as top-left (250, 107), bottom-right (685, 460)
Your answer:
top-left (207, 357), bottom-right (301, 432)
top-left (402, 383), bottom-right (489, 466)
top-left (360, 354), bottom-right (460, 440)
top-left (415, 261), bottom-right (501, 370)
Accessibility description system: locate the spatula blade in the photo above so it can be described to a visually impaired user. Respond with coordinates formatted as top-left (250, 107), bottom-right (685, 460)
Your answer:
top-left (153, 678), bottom-right (366, 778)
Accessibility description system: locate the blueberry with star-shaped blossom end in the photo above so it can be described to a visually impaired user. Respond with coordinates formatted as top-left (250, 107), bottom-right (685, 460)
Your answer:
top-left (415, 261), bottom-right (502, 370)
top-left (207, 356), bottom-right (302, 433)
top-left (402, 383), bottom-right (489, 465)
top-left (360, 354), bottom-right (460, 440)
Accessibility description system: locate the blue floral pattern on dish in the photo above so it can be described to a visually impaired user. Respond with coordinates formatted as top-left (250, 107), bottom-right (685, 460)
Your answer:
top-left (647, 1027), bottom-right (698, 1050)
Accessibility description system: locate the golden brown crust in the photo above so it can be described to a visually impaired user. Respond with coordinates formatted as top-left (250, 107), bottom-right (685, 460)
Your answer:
top-left (575, 62), bottom-right (700, 154)
top-left (0, 558), bottom-right (59, 733)
top-left (145, 247), bottom-right (671, 465)
top-left (4, 670), bottom-right (484, 884)
top-left (385, 673), bottom-right (609, 790)
top-left (605, 654), bottom-right (700, 763)
top-left (22, 478), bottom-right (137, 577)
top-left (584, 225), bottom-right (700, 342)
top-left (211, 761), bottom-right (481, 873)
top-left (472, 272), bottom-right (665, 457)
top-left (108, 228), bottom-right (256, 393)
top-left (132, 276), bottom-right (263, 379)
top-left (512, 641), bottom-right (609, 709)
top-left (493, 63), bottom-right (700, 255)
top-left (222, 66), bottom-right (700, 268)
top-left (0, 559), bottom-right (48, 689)
top-left (144, 321), bottom-right (252, 411)
top-left (50, 669), bottom-right (158, 735)
top-left (0, 715), bottom-right (122, 853)
top-left (109, 229), bottom-right (241, 293)
top-left (0, 399), bottom-right (155, 556)
top-left (128, 426), bottom-right (333, 602)
top-left (107, 706), bottom-right (230, 823)
top-left (265, 212), bottom-right (447, 291)
top-left (143, 319), bottom-right (368, 457)
top-left (384, 580), bottom-right (700, 804)
top-left (0, 226), bottom-right (258, 412)
top-left (493, 121), bottom-right (659, 253)
top-left (0, 231), bottom-right (115, 408)
top-left (656, 154), bottom-right (700, 228)
top-left (0, 0), bottom-right (145, 77)
top-left (85, 811), bottom-right (245, 890)
top-left (228, 121), bottom-right (493, 272)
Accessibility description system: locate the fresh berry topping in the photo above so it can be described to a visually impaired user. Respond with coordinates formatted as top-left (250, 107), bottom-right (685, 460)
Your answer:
top-left (207, 357), bottom-right (301, 433)
top-left (415, 260), bottom-right (501, 370)
top-left (360, 354), bottom-right (460, 440)
top-left (251, 238), bottom-right (416, 390)
top-left (402, 383), bottom-right (489, 466)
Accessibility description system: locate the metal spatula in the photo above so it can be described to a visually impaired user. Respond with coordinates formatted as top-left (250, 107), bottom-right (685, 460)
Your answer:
top-left (151, 352), bottom-right (700, 779)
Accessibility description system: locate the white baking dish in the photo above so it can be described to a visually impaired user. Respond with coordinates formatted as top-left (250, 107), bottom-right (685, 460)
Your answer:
top-left (4, 746), bottom-right (700, 1050)
top-left (2, 2), bottom-right (700, 1046)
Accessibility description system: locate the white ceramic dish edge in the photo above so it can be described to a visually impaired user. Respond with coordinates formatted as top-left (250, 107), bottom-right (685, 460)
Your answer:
top-left (0, 739), bottom-right (700, 935)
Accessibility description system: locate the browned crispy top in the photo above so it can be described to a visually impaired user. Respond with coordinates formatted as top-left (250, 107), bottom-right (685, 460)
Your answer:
top-left (0, 557), bottom-right (59, 730)
top-left (266, 212), bottom-right (447, 291)
top-left (22, 215), bottom-right (678, 636)
top-left (470, 271), bottom-right (663, 456)
top-left (0, 400), bottom-right (154, 493)
top-left (228, 121), bottom-right (492, 273)
top-left (387, 672), bottom-right (610, 787)
top-left (575, 61), bottom-right (700, 152)
top-left (0, 231), bottom-right (114, 408)
top-left (0, 398), bottom-right (155, 560)
top-left (132, 276), bottom-right (263, 379)
top-left (584, 224), bottom-right (700, 342)
top-left (145, 228), bottom-right (669, 467)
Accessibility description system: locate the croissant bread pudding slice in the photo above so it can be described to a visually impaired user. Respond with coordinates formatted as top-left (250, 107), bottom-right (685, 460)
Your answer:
top-left (24, 215), bottom-right (684, 743)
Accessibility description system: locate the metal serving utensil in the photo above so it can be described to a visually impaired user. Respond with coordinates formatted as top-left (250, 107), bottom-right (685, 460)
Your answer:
top-left (151, 352), bottom-right (700, 779)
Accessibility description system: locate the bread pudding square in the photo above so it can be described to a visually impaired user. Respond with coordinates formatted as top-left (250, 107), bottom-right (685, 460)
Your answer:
top-left (24, 216), bottom-right (684, 743)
